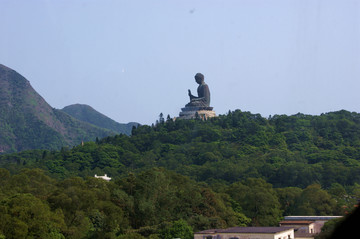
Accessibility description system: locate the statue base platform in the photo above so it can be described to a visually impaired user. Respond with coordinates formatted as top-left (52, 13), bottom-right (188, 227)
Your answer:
top-left (178, 106), bottom-right (216, 120)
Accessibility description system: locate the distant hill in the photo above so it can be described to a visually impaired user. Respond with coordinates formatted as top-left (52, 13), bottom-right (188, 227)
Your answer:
top-left (61, 104), bottom-right (138, 135)
top-left (0, 64), bottom-right (114, 153)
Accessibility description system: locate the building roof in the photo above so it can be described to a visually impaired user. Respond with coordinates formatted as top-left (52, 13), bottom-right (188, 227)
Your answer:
top-left (280, 221), bottom-right (314, 225)
top-left (284, 216), bottom-right (342, 221)
top-left (195, 227), bottom-right (293, 234)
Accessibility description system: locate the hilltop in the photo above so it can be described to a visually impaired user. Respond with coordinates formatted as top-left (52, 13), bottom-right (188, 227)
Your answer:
top-left (0, 64), bottom-right (115, 153)
top-left (61, 104), bottom-right (139, 135)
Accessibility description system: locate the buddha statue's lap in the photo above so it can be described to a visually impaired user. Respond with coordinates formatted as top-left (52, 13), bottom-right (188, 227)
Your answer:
top-left (186, 98), bottom-right (208, 107)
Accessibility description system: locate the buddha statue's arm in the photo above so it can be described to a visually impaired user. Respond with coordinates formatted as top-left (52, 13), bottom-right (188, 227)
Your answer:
top-left (188, 89), bottom-right (203, 101)
top-left (188, 89), bottom-right (196, 100)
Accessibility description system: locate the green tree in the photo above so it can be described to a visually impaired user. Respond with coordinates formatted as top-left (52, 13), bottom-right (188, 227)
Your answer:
top-left (117, 232), bottom-right (145, 239)
top-left (227, 178), bottom-right (282, 226)
top-left (276, 187), bottom-right (302, 216)
top-left (0, 193), bottom-right (65, 239)
top-left (160, 220), bottom-right (193, 239)
top-left (294, 184), bottom-right (338, 215)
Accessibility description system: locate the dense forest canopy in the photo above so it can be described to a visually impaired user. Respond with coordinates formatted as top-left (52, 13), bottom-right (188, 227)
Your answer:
top-left (1, 109), bottom-right (360, 238)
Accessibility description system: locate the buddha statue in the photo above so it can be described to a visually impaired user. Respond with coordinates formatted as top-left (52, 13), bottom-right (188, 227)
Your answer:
top-left (186, 73), bottom-right (211, 108)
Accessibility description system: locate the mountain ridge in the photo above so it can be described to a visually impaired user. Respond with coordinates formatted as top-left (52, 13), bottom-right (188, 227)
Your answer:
top-left (61, 104), bottom-right (139, 135)
top-left (0, 64), bottom-right (115, 153)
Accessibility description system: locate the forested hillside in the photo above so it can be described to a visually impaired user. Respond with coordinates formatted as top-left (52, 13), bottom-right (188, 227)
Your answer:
top-left (1, 109), bottom-right (360, 238)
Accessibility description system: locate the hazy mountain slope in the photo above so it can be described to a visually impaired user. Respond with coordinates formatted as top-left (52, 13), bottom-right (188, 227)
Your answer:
top-left (0, 64), bottom-right (113, 153)
top-left (61, 104), bottom-right (139, 135)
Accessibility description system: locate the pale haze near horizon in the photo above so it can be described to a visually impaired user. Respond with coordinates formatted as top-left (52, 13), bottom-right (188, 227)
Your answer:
top-left (1, 0), bottom-right (359, 125)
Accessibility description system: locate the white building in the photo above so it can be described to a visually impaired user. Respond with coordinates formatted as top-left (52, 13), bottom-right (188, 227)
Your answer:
top-left (194, 216), bottom-right (342, 239)
top-left (281, 216), bottom-right (342, 239)
top-left (279, 220), bottom-right (315, 234)
top-left (194, 227), bottom-right (294, 239)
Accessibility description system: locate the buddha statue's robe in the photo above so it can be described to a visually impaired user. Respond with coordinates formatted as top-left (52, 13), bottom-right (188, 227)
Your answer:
top-left (186, 83), bottom-right (210, 107)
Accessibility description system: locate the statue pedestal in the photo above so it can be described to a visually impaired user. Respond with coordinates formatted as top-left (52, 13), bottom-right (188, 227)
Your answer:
top-left (178, 106), bottom-right (216, 120)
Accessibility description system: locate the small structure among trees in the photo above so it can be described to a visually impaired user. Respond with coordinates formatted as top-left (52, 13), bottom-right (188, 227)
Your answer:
top-left (94, 174), bottom-right (111, 181)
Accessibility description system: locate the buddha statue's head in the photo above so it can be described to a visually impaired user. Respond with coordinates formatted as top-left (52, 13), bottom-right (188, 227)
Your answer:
top-left (194, 73), bottom-right (204, 84)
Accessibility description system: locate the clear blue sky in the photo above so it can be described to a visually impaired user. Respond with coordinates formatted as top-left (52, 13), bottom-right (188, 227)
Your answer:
top-left (1, 0), bottom-right (359, 125)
